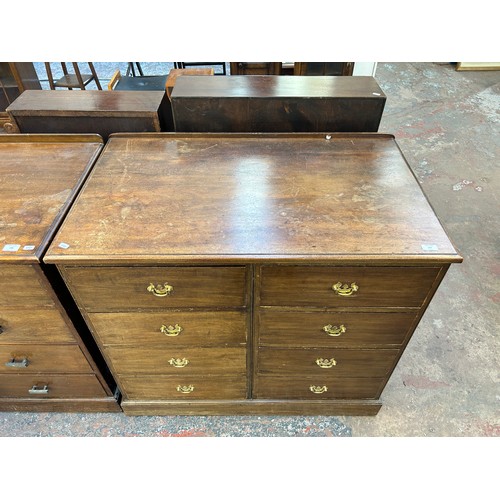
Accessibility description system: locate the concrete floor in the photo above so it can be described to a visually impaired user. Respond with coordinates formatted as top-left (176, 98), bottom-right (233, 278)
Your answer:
top-left (0, 62), bottom-right (498, 438)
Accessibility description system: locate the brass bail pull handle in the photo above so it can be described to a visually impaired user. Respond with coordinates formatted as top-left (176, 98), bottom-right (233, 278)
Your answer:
top-left (315, 357), bottom-right (337, 369)
top-left (160, 324), bottom-right (183, 336)
top-left (169, 357), bottom-right (189, 368)
top-left (5, 358), bottom-right (29, 368)
top-left (177, 385), bottom-right (194, 394)
top-left (332, 282), bottom-right (359, 296)
top-left (322, 324), bottom-right (346, 337)
top-left (147, 282), bottom-right (173, 297)
top-left (310, 385), bottom-right (328, 394)
top-left (28, 385), bottom-right (49, 395)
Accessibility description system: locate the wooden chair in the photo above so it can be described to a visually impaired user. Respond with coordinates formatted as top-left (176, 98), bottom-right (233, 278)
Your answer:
top-left (229, 62), bottom-right (282, 75)
top-left (45, 62), bottom-right (102, 90)
top-left (174, 62), bottom-right (226, 75)
top-left (107, 70), bottom-right (168, 91)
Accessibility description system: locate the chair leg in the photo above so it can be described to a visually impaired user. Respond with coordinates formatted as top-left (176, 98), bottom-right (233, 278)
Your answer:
top-left (72, 63), bottom-right (86, 90)
top-left (44, 62), bottom-right (56, 90)
top-left (87, 62), bottom-right (102, 90)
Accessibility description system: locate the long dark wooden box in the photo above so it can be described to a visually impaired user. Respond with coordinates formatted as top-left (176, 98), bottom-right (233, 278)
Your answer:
top-left (6, 90), bottom-right (172, 139)
top-left (171, 75), bottom-right (386, 132)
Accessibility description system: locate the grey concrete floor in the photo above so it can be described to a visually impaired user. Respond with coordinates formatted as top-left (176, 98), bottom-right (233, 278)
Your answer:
top-left (0, 62), bottom-right (498, 439)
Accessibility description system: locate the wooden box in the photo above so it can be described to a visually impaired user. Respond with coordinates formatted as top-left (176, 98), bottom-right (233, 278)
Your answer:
top-left (45, 132), bottom-right (461, 416)
top-left (0, 134), bottom-right (120, 412)
top-left (171, 75), bottom-right (386, 132)
top-left (6, 89), bottom-right (171, 139)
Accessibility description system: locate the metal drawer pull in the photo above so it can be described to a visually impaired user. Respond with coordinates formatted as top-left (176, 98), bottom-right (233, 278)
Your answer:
top-left (310, 385), bottom-right (328, 394)
top-left (5, 358), bottom-right (29, 368)
top-left (177, 385), bottom-right (194, 394)
top-left (160, 324), bottom-right (183, 336)
top-left (332, 282), bottom-right (359, 296)
top-left (316, 358), bottom-right (337, 368)
top-left (169, 357), bottom-right (189, 368)
top-left (322, 324), bottom-right (346, 337)
top-left (28, 385), bottom-right (49, 395)
top-left (147, 282), bottom-right (173, 297)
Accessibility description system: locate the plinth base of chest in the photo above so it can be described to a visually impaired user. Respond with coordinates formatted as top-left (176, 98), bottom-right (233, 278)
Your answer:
top-left (120, 398), bottom-right (382, 416)
top-left (0, 397), bottom-right (121, 413)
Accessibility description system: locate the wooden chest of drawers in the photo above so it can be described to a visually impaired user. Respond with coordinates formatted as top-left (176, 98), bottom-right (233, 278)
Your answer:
top-left (45, 132), bottom-right (461, 415)
top-left (171, 75), bottom-right (386, 132)
top-left (6, 90), bottom-right (171, 139)
top-left (0, 135), bottom-right (120, 412)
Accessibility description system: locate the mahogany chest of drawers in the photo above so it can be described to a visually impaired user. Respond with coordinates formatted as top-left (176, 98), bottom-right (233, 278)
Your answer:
top-left (45, 132), bottom-right (461, 415)
top-left (0, 134), bottom-right (119, 411)
top-left (171, 75), bottom-right (386, 132)
top-left (6, 90), bottom-right (172, 139)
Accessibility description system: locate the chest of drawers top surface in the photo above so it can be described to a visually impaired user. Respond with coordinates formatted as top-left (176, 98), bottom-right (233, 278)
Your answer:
top-left (45, 133), bottom-right (460, 264)
top-left (0, 134), bottom-right (103, 263)
top-left (171, 75), bottom-right (385, 99)
top-left (6, 90), bottom-right (166, 116)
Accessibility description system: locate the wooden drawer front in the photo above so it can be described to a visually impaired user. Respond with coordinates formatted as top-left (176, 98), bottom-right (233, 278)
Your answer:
top-left (0, 265), bottom-right (54, 307)
top-left (257, 348), bottom-right (399, 377)
top-left (105, 346), bottom-right (246, 376)
top-left (253, 376), bottom-right (385, 400)
top-left (120, 375), bottom-right (247, 400)
top-left (88, 311), bottom-right (247, 347)
top-left (259, 266), bottom-right (440, 308)
top-left (0, 374), bottom-right (108, 399)
top-left (258, 310), bottom-right (417, 348)
top-left (63, 266), bottom-right (247, 311)
top-left (0, 308), bottom-right (74, 344)
top-left (0, 345), bottom-right (92, 373)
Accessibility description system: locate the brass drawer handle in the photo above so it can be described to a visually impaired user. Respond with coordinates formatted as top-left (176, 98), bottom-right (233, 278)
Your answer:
top-left (160, 324), bottom-right (183, 336)
top-left (310, 385), bottom-right (328, 394)
top-left (316, 357), bottom-right (337, 368)
top-left (28, 385), bottom-right (49, 395)
top-left (332, 282), bottom-right (358, 296)
top-left (322, 324), bottom-right (346, 337)
top-left (177, 385), bottom-right (194, 394)
top-left (5, 357), bottom-right (29, 368)
top-left (169, 357), bottom-right (189, 368)
top-left (147, 282), bottom-right (173, 297)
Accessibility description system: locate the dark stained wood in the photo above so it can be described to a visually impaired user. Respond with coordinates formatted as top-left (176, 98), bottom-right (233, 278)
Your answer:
top-left (258, 266), bottom-right (441, 308)
top-left (171, 75), bottom-right (386, 132)
top-left (256, 347), bottom-right (399, 377)
top-left (0, 374), bottom-right (109, 398)
top-left (257, 310), bottom-right (418, 348)
top-left (0, 344), bottom-right (92, 373)
top-left (44, 133), bottom-right (461, 416)
top-left (62, 266), bottom-right (248, 311)
top-left (104, 346), bottom-right (247, 375)
top-left (0, 308), bottom-right (75, 343)
top-left (0, 135), bottom-right (120, 412)
top-left (293, 62), bottom-right (354, 76)
top-left (88, 310), bottom-right (247, 346)
top-left (253, 376), bottom-right (385, 399)
top-left (120, 375), bottom-right (247, 400)
top-left (6, 90), bottom-right (171, 139)
top-left (45, 134), bottom-right (461, 265)
top-left (120, 399), bottom-right (382, 416)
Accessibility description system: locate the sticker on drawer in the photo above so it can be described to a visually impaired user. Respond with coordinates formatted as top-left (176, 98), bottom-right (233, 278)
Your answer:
top-left (421, 244), bottom-right (439, 251)
top-left (2, 244), bottom-right (20, 252)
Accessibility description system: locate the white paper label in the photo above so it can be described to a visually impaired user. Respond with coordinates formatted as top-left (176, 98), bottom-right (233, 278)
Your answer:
top-left (23, 245), bottom-right (36, 251)
top-left (421, 244), bottom-right (439, 251)
top-left (58, 242), bottom-right (70, 249)
top-left (2, 244), bottom-right (20, 252)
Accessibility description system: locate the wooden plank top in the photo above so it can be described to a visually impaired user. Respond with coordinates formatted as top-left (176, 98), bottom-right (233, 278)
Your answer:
top-left (6, 90), bottom-right (166, 116)
top-left (0, 134), bottom-right (103, 263)
top-left (45, 133), bottom-right (461, 265)
top-left (171, 75), bottom-right (386, 99)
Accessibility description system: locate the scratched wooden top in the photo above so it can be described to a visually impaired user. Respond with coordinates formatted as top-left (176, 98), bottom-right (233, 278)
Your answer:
top-left (45, 133), bottom-right (461, 264)
top-left (0, 135), bottom-right (103, 263)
